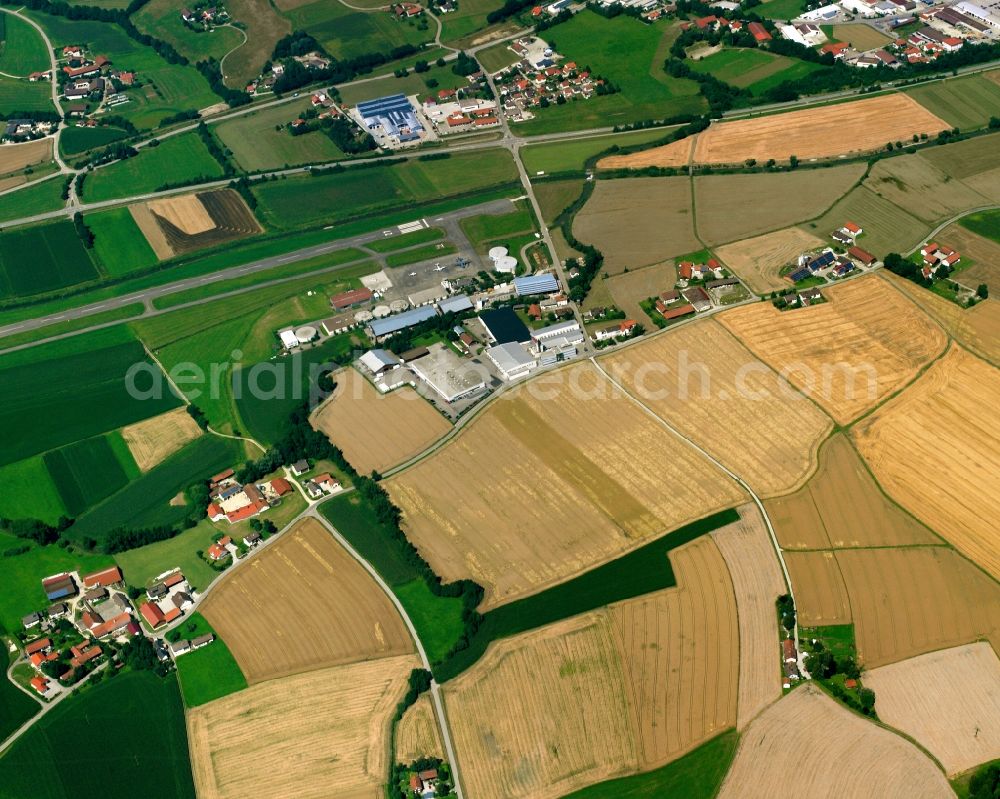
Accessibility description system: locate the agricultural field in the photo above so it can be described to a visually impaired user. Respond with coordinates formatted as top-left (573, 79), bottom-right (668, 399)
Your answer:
top-left (214, 99), bottom-right (345, 171)
top-left (446, 537), bottom-right (738, 799)
top-left (0, 219), bottom-right (98, 298)
top-left (852, 345), bottom-right (1000, 580)
top-left (863, 642), bottom-right (1000, 776)
top-left (42, 433), bottom-right (138, 517)
top-left (395, 693), bottom-right (444, 763)
top-left (0, 13), bottom-right (48, 74)
top-left (437, 0), bottom-right (504, 42)
top-left (83, 133), bottom-right (224, 203)
top-left (216, 0), bottom-right (289, 86)
top-left (719, 275), bottom-right (946, 423)
top-left (766, 434), bottom-right (941, 549)
top-left (514, 13), bottom-right (705, 135)
top-left (200, 517), bottom-right (414, 683)
top-left (282, 0), bottom-right (430, 60)
top-left (604, 262), bottom-right (677, 326)
top-left (953, 212), bottom-right (1000, 291)
top-left (59, 123), bottom-right (129, 156)
top-left (694, 164), bottom-right (865, 246)
top-left (919, 130), bottom-right (1000, 192)
top-left (716, 684), bottom-right (952, 799)
top-left (715, 226), bottom-right (824, 293)
top-left (598, 135), bottom-right (694, 170)
top-left (88, 206), bottom-right (160, 277)
top-left (689, 48), bottom-right (821, 95)
top-left (133, 0), bottom-right (245, 63)
top-left (0, 137), bottom-right (51, 176)
top-left (173, 613), bottom-right (247, 707)
top-left (806, 184), bottom-right (927, 256)
top-left (130, 189), bottom-right (262, 259)
top-left (387, 361), bottom-right (744, 609)
top-left (311, 367), bottom-right (450, 475)
top-left (710, 505), bottom-right (786, 729)
top-left (907, 72), bottom-right (1000, 130)
top-left (0, 72), bottom-right (53, 112)
top-left (0, 640), bottom-right (38, 742)
top-left (0, 454), bottom-right (66, 523)
top-left (824, 23), bottom-right (891, 50)
top-left (0, 671), bottom-right (196, 799)
top-left (121, 406), bottom-right (203, 471)
top-left (521, 128), bottom-right (674, 174)
top-left (573, 177), bottom-right (698, 273)
top-left (0, 174), bottom-right (64, 223)
top-left (186, 654), bottom-right (420, 799)
top-left (835, 546), bottom-right (1000, 667)
top-left (782, 550), bottom-right (852, 625)
top-left (602, 319), bottom-right (832, 496)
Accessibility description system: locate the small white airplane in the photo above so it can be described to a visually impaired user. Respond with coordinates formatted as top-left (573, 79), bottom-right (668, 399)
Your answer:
top-left (409, 271), bottom-right (417, 277)
top-left (434, 263), bottom-right (446, 272)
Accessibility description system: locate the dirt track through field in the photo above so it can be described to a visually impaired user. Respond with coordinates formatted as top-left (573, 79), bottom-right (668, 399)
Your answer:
top-left (717, 683), bottom-right (953, 798)
top-left (121, 407), bottom-right (202, 471)
top-left (864, 642), bottom-right (1000, 776)
top-left (201, 517), bottom-right (414, 683)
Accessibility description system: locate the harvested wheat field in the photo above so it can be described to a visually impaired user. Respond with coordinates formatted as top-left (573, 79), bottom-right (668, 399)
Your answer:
top-left (201, 517), bottom-right (413, 683)
top-left (130, 188), bottom-right (261, 259)
top-left (602, 319), bottom-right (832, 496)
top-left (883, 273), bottom-right (1000, 366)
top-left (715, 227), bottom-right (825, 294)
top-left (853, 345), bottom-right (1000, 579)
top-left (597, 135), bottom-right (694, 169)
top-left (711, 505), bottom-right (786, 729)
top-left (387, 361), bottom-right (745, 609)
top-left (0, 138), bottom-right (51, 175)
top-left (445, 537), bottom-right (738, 799)
top-left (695, 165), bottom-right (865, 246)
top-left (120, 407), bottom-right (202, 471)
top-left (604, 262), bottom-right (677, 326)
top-left (573, 177), bottom-right (699, 273)
top-left (836, 546), bottom-right (1000, 668)
top-left (312, 367), bottom-right (451, 475)
top-left (188, 654), bottom-right (419, 799)
top-left (864, 642), bottom-right (1000, 776)
top-left (690, 94), bottom-right (947, 165)
top-left (719, 276), bottom-right (946, 423)
top-left (717, 683), bottom-right (953, 799)
top-left (395, 693), bottom-right (444, 763)
top-left (864, 154), bottom-right (992, 224)
top-left (766, 434), bottom-right (940, 550)
top-left (783, 551), bottom-right (851, 625)
top-left (935, 223), bottom-right (1000, 294)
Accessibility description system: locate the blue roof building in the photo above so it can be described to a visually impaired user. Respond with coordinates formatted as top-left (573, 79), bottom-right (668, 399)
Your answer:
top-left (368, 305), bottom-right (438, 339)
top-left (514, 274), bottom-right (559, 296)
top-left (356, 94), bottom-right (423, 142)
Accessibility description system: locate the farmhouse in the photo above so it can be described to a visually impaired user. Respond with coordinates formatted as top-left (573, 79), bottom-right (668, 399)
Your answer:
top-left (849, 246), bottom-right (877, 266)
top-left (682, 286), bottom-right (713, 312)
top-left (592, 319), bottom-right (638, 342)
top-left (25, 638), bottom-right (52, 657)
top-left (409, 343), bottom-right (486, 402)
top-left (207, 471), bottom-right (274, 524)
top-left (140, 602), bottom-right (166, 628)
top-left (207, 535), bottom-right (233, 561)
top-left (47, 602), bottom-right (69, 619)
top-left (749, 21), bottom-right (772, 41)
top-left (30, 675), bottom-right (50, 695)
top-left (41, 573), bottom-right (77, 601)
top-left (82, 566), bottom-right (123, 589)
top-left (243, 531), bottom-right (262, 548)
top-left (170, 639), bottom-right (191, 657)
top-left (486, 341), bottom-right (537, 380)
top-left (192, 633), bottom-right (215, 649)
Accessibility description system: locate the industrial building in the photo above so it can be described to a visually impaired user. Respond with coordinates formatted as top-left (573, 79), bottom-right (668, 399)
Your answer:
top-left (368, 305), bottom-right (438, 341)
top-left (359, 349), bottom-right (401, 375)
top-left (438, 294), bottom-right (474, 315)
top-left (486, 341), bottom-right (537, 381)
top-left (514, 273), bottom-right (559, 296)
top-left (530, 319), bottom-right (583, 352)
top-left (409, 343), bottom-right (486, 402)
top-left (479, 307), bottom-right (531, 345)
top-left (356, 94), bottom-right (424, 143)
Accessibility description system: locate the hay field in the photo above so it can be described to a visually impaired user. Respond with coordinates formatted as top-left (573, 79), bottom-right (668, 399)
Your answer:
top-left (0, 138), bottom-right (51, 175)
top-left (715, 227), bottom-right (824, 294)
top-left (312, 368), bottom-right (452, 475)
top-left (690, 94), bottom-right (948, 164)
top-left (936, 222), bottom-right (1000, 293)
top-left (130, 189), bottom-right (261, 259)
top-left (201, 518), bottom-right (413, 683)
top-left (187, 654), bottom-right (419, 799)
top-left (864, 642), bottom-right (1000, 776)
top-left (807, 185), bottom-right (927, 256)
top-left (837, 545), bottom-right (1000, 668)
top-left (597, 135), bottom-right (694, 169)
top-left (147, 193), bottom-right (216, 233)
top-left (864, 154), bottom-right (992, 224)
top-left (783, 551), bottom-right (851, 625)
top-left (695, 165), bottom-right (865, 246)
top-left (853, 346), bottom-right (1000, 579)
top-left (120, 407), bottom-right (202, 471)
top-left (710, 506), bottom-right (785, 729)
top-left (573, 177), bottom-right (699, 273)
top-left (766, 434), bottom-right (941, 550)
top-left (604, 262), bottom-right (677, 326)
top-left (719, 275), bottom-right (947, 423)
top-left (387, 361), bottom-right (745, 610)
top-left (445, 538), bottom-right (739, 799)
top-left (395, 693), bottom-right (444, 763)
top-left (602, 319), bottom-right (832, 496)
top-left (716, 684), bottom-right (953, 799)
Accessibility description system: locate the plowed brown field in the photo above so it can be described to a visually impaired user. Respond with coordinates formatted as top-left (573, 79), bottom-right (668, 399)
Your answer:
top-left (0, 138), bottom-right (51, 175)
top-left (187, 654), bottom-right (419, 799)
top-left (121, 407), bottom-right (202, 471)
top-left (783, 551), bottom-right (851, 625)
top-left (717, 684), bottom-right (953, 799)
top-left (715, 227), bottom-right (824, 294)
top-left (864, 642), bottom-right (1000, 776)
top-left (395, 693), bottom-right (444, 763)
top-left (201, 518), bottom-right (413, 683)
top-left (312, 367), bottom-right (452, 475)
top-left (719, 276), bottom-right (946, 423)
top-left (388, 361), bottom-right (744, 610)
top-left (853, 345), bottom-right (1000, 579)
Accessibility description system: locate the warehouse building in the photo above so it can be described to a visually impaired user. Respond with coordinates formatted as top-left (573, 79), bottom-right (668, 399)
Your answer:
top-left (438, 294), bottom-right (473, 315)
top-left (530, 319), bottom-right (583, 352)
top-left (359, 349), bottom-right (400, 375)
top-left (357, 94), bottom-right (424, 143)
top-left (368, 305), bottom-right (438, 341)
top-left (479, 307), bottom-right (531, 344)
top-left (410, 343), bottom-right (486, 402)
top-left (486, 341), bottom-right (537, 381)
top-left (514, 273), bottom-right (559, 297)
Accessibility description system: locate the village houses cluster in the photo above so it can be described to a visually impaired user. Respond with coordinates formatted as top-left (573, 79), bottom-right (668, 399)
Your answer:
top-left (57, 44), bottom-right (137, 117)
top-left (179, 2), bottom-right (230, 29)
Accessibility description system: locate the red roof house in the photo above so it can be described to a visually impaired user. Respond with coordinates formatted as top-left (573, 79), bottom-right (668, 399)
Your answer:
top-left (82, 566), bottom-right (123, 588)
top-left (270, 477), bottom-right (292, 496)
top-left (30, 676), bottom-right (50, 694)
top-left (25, 638), bottom-right (52, 656)
top-left (140, 602), bottom-right (166, 628)
top-left (749, 21), bottom-right (772, 42)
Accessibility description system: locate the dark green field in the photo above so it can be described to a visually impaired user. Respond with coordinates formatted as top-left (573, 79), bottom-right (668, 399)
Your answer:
top-left (960, 209), bottom-right (1000, 243)
top-left (60, 125), bottom-right (129, 157)
top-left (0, 671), bottom-right (196, 799)
top-left (69, 434), bottom-right (242, 541)
top-left (0, 635), bottom-right (39, 743)
top-left (0, 220), bottom-right (98, 298)
top-left (173, 612), bottom-right (247, 707)
top-left (42, 434), bottom-right (134, 517)
top-left (0, 331), bottom-right (182, 468)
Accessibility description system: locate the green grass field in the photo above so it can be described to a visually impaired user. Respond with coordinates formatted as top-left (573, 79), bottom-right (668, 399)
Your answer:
top-left (42, 433), bottom-right (137, 517)
top-left (89, 206), bottom-right (160, 276)
top-left (337, 62), bottom-right (468, 106)
top-left (515, 14), bottom-right (705, 135)
top-left (173, 612), bottom-right (247, 707)
top-left (439, 0), bottom-right (503, 43)
top-left (60, 124), bottom-right (130, 157)
top-left (0, 303), bottom-right (143, 351)
top-left (532, 178), bottom-right (583, 225)
top-left (0, 637), bottom-right (39, 743)
top-left (285, 0), bottom-right (434, 60)
top-left (564, 731), bottom-right (739, 799)
top-left (476, 39), bottom-right (521, 73)
top-left (521, 128), bottom-right (672, 174)
top-left (0, 670), bottom-right (196, 799)
top-left (215, 99), bottom-right (346, 172)
top-left (0, 218), bottom-right (97, 298)
top-left (384, 241), bottom-right (457, 267)
top-left (0, 13), bottom-right (50, 75)
top-left (83, 133), bottom-right (225, 202)
top-left (822, 23), bottom-right (891, 50)
top-left (133, 0), bottom-right (244, 63)
top-left (907, 73), bottom-right (1000, 131)
top-left (0, 73), bottom-right (53, 114)
top-left (0, 177), bottom-right (66, 224)
top-left (0, 455), bottom-right (66, 523)
top-left (959, 208), bottom-right (1000, 242)
top-left (115, 517), bottom-right (221, 592)
top-left (394, 578), bottom-right (465, 665)
top-left (253, 150), bottom-right (518, 230)
top-left (460, 203), bottom-right (535, 249)
top-left (690, 47), bottom-right (822, 94)
top-left (0, 329), bottom-right (181, 468)
top-left (757, 0), bottom-right (807, 19)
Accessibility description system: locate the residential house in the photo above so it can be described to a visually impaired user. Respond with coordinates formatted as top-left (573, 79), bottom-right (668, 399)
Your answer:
top-left (192, 633), bottom-right (215, 649)
top-left (243, 531), bottom-right (262, 548)
top-left (21, 612), bottom-right (42, 629)
top-left (140, 602), bottom-right (166, 629)
top-left (291, 459), bottom-right (310, 476)
top-left (25, 638), bottom-right (52, 657)
top-left (848, 245), bottom-right (876, 266)
top-left (207, 536), bottom-right (232, 561)
top-left (592, 319), bottom-right (637, 342)
top-left (83, 566), bottom-right (124, 589)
